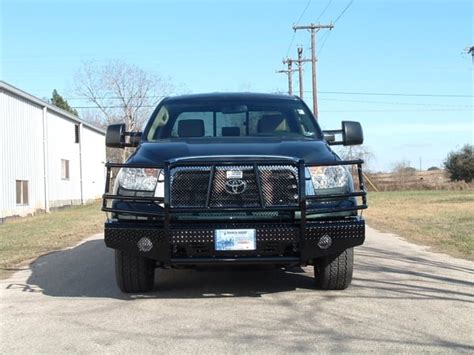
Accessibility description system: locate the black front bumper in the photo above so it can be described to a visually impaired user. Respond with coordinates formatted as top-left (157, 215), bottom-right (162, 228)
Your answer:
top-left (104, 217), bottom-right (365, 266)
top-left (103, 158), bottom-right (367, 266)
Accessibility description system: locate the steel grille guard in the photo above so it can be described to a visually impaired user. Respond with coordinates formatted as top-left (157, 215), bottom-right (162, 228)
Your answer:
top-left (102, 158), bottom-right (368, 219)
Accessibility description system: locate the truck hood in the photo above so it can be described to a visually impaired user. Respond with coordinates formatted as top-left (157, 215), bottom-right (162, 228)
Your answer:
top-left (128, 138), bottom-right (340, 165)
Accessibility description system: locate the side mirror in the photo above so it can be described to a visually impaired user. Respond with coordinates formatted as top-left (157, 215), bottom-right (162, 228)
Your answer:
top-left (323, 121), bottom-right (363, 146)
top-left (342, 121), bottom-right (363, 146)
top-left (323, 132), bottom-right (336, 143)
top-left (106, 124), bottom-right (142, 148)
top-left (106, 124), bottom-right (126, 148)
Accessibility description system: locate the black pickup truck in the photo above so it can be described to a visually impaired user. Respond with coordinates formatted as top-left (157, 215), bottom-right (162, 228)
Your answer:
top-left (102, 93), bottom-right (367, 293)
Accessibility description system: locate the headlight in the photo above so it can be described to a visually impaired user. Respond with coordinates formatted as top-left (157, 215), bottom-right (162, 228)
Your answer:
top-left (306, 166), bottom-right (351, 194)
top-left (115, 168), bottom-right (165, 200)
top-left (117, 168), bottom-right (159, 191)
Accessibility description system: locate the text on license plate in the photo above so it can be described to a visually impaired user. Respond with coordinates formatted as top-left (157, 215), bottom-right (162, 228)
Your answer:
top-left (215, 229), bottom-right (256, 251)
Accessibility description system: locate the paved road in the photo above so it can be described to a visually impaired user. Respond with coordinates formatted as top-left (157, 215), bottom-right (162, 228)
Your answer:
top-left (1, 227), bottom-right (473, 353)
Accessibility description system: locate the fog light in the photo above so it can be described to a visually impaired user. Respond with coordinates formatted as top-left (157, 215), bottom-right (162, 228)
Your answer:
top-left (318, 234), bottom-right (332, 249)
top-left (137, 237), bottom-right (153, 252)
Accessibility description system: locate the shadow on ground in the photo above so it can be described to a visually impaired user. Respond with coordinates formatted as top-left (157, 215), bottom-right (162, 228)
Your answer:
top-left (9, 240), bottom-right (314, 299)
top-left (4, 238), bottom-right (474, 303)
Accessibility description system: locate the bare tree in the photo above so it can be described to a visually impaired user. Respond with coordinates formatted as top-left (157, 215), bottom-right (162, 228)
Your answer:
top-left (79, 109), bottom-right (107, 130)
top-left (391, 158), bottom-right (417, 186)
top-left (73, 60), bottom-right (175, 131)
top-left (392, 159), bottom-right (416, 174)
top-left (334, 145), bottom-right (378, 190)
top-left (338, 145), bottom-right (374, 171)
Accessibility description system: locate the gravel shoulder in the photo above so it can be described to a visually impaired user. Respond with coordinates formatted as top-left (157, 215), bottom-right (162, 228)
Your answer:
top-left (0, 227), bottom-right (473, 353)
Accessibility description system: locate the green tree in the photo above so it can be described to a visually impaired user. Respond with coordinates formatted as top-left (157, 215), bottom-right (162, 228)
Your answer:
top-left (444, 144), bottom-right (474, 183)
top-left (51, 89), bottom-right (78, 116)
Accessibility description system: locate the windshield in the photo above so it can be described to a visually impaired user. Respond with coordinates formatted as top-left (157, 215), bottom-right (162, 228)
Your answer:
top-left (144, 99), bottom-right (322, 141)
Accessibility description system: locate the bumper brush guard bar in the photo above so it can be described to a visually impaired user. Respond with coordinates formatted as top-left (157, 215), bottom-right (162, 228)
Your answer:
top-left (102, 158), bottom-right (367, 219)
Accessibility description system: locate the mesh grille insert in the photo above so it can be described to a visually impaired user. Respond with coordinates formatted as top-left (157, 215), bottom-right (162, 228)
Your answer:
top-left (170, 164), bottom-right (299, 209)
top-left (170, 166), bottom-right (211, 207)
top-left (209, 166), bottom-right (260, 208)
top-left (259, 165), bottom-right (299, 207)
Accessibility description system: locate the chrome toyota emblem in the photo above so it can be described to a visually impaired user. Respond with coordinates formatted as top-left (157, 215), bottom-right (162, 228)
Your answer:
top-left (225, 179), bottom-right (247, 195)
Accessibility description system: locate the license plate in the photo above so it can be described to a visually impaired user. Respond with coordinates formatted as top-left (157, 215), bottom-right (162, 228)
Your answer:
top-left (226, 170), bottom-right (243, 179)
top-left (215, 229), bottom-right (256, 251)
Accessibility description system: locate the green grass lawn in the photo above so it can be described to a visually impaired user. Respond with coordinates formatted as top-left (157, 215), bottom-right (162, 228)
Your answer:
top-left (364, 190), bottom-right (474, 261)
top-left (0, 201), bottom-right (104, 278)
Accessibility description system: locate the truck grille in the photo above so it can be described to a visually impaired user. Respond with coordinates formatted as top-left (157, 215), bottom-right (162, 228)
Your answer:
top-left (170, 164), bottom-right (299, 208)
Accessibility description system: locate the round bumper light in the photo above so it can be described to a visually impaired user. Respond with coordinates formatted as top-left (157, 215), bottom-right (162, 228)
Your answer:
top-left (318, 234), bottom-right (332, 249)
top-left (137, 237), bottom-right (153, 252)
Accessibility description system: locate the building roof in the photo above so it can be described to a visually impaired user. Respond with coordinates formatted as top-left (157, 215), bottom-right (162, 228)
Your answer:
top-left (162, 92), bottom-right (301, 104)
top-left (0, 80), bottom-right (105, 135)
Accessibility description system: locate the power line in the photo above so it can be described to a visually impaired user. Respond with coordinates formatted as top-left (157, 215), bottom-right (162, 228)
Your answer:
top-left (293, 23), bottom-right (335, 117)
top-left (73, 106), bottom-right (473, 112)
top-left (297, 47), bottom-right (309, 98)
top-left (71, 100), bottom-right (473, 111)
top-left (66, 91), bottom-right (474, 102)
top-left (316, 0), bottom-right (333, 22)
top-left (65, 90), bottom-right (474, 108)
top-left (285, 0), bottom-right (334, 58)
top-left (72, 105), bottom-right (157, 109)
top-left (317, 97), bottom-right (474, 108)
top-left (305, 1), bottom-right (352, 63)
top-left (311, 91), bottom-right (473, 98)
top-left (333, 0), bottom-right (354, 23)
top-left (320, 109), bottom-right (474, 112)
top-left (285, 0), bottom-right (312, 57)
top-left (72, 105), bottom-right (473, 112)
top-left (295, 0), bottom-right (312, 25)
top-left (285, 34), bottom-right (298, 58)
top-left (317, 30), bottom-right (332, 56)
top-left (303, 1), bottom-right (353, 67)
top-left (65, 95), bottom-right (167, 101)
top-left (276, 59), bottom-right (298, 95)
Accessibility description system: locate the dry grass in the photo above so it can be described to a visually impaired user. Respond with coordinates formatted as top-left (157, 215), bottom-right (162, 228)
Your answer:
top-left (365, 191), bottom-right (474, 260)
top-left (1, 192), bottom-right (472, 279)
top-left (0, 201), bottom-right (104, 278)
top-left (366, 170), bottom-right (474, 191)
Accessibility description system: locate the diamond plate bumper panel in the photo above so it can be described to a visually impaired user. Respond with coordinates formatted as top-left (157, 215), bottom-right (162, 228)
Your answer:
top-left (104, 217), bottom-right (365, 265)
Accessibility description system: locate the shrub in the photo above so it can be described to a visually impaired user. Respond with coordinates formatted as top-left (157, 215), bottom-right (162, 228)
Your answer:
top-left (392, 159), bottom-right (415, 174)
top-left (444, 144), bottom-right (474, 183)
top-left (401, 167), bottom-right (417, 173)
top-left (427, 166), bottom-right (440, 171)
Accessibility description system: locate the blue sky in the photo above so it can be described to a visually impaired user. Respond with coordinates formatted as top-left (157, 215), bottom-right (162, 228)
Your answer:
top-left (1, 0), bottom-right (472, 171)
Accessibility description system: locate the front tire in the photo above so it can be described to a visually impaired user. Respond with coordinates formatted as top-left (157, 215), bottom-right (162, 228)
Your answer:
top-left (115, 250), bottom-right (156, 293)
top-left (314, 248), bottom-right (354, 290)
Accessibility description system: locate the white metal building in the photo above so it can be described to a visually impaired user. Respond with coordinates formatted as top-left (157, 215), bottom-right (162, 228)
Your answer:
top-left (0, 81), bottom-right (106, 220)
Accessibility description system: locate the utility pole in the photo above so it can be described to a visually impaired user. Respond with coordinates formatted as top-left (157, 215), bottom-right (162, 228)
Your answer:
top-left (297, 47), bottom-right (304, 99)
top-left (296, 47), bottom-right (311, 99)
top-left (293, 23), bottom-right (334, 119)
top-left (277, 58), bottom-right (297, 95)
top-left (467, 46), bottom-right (474, 63)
